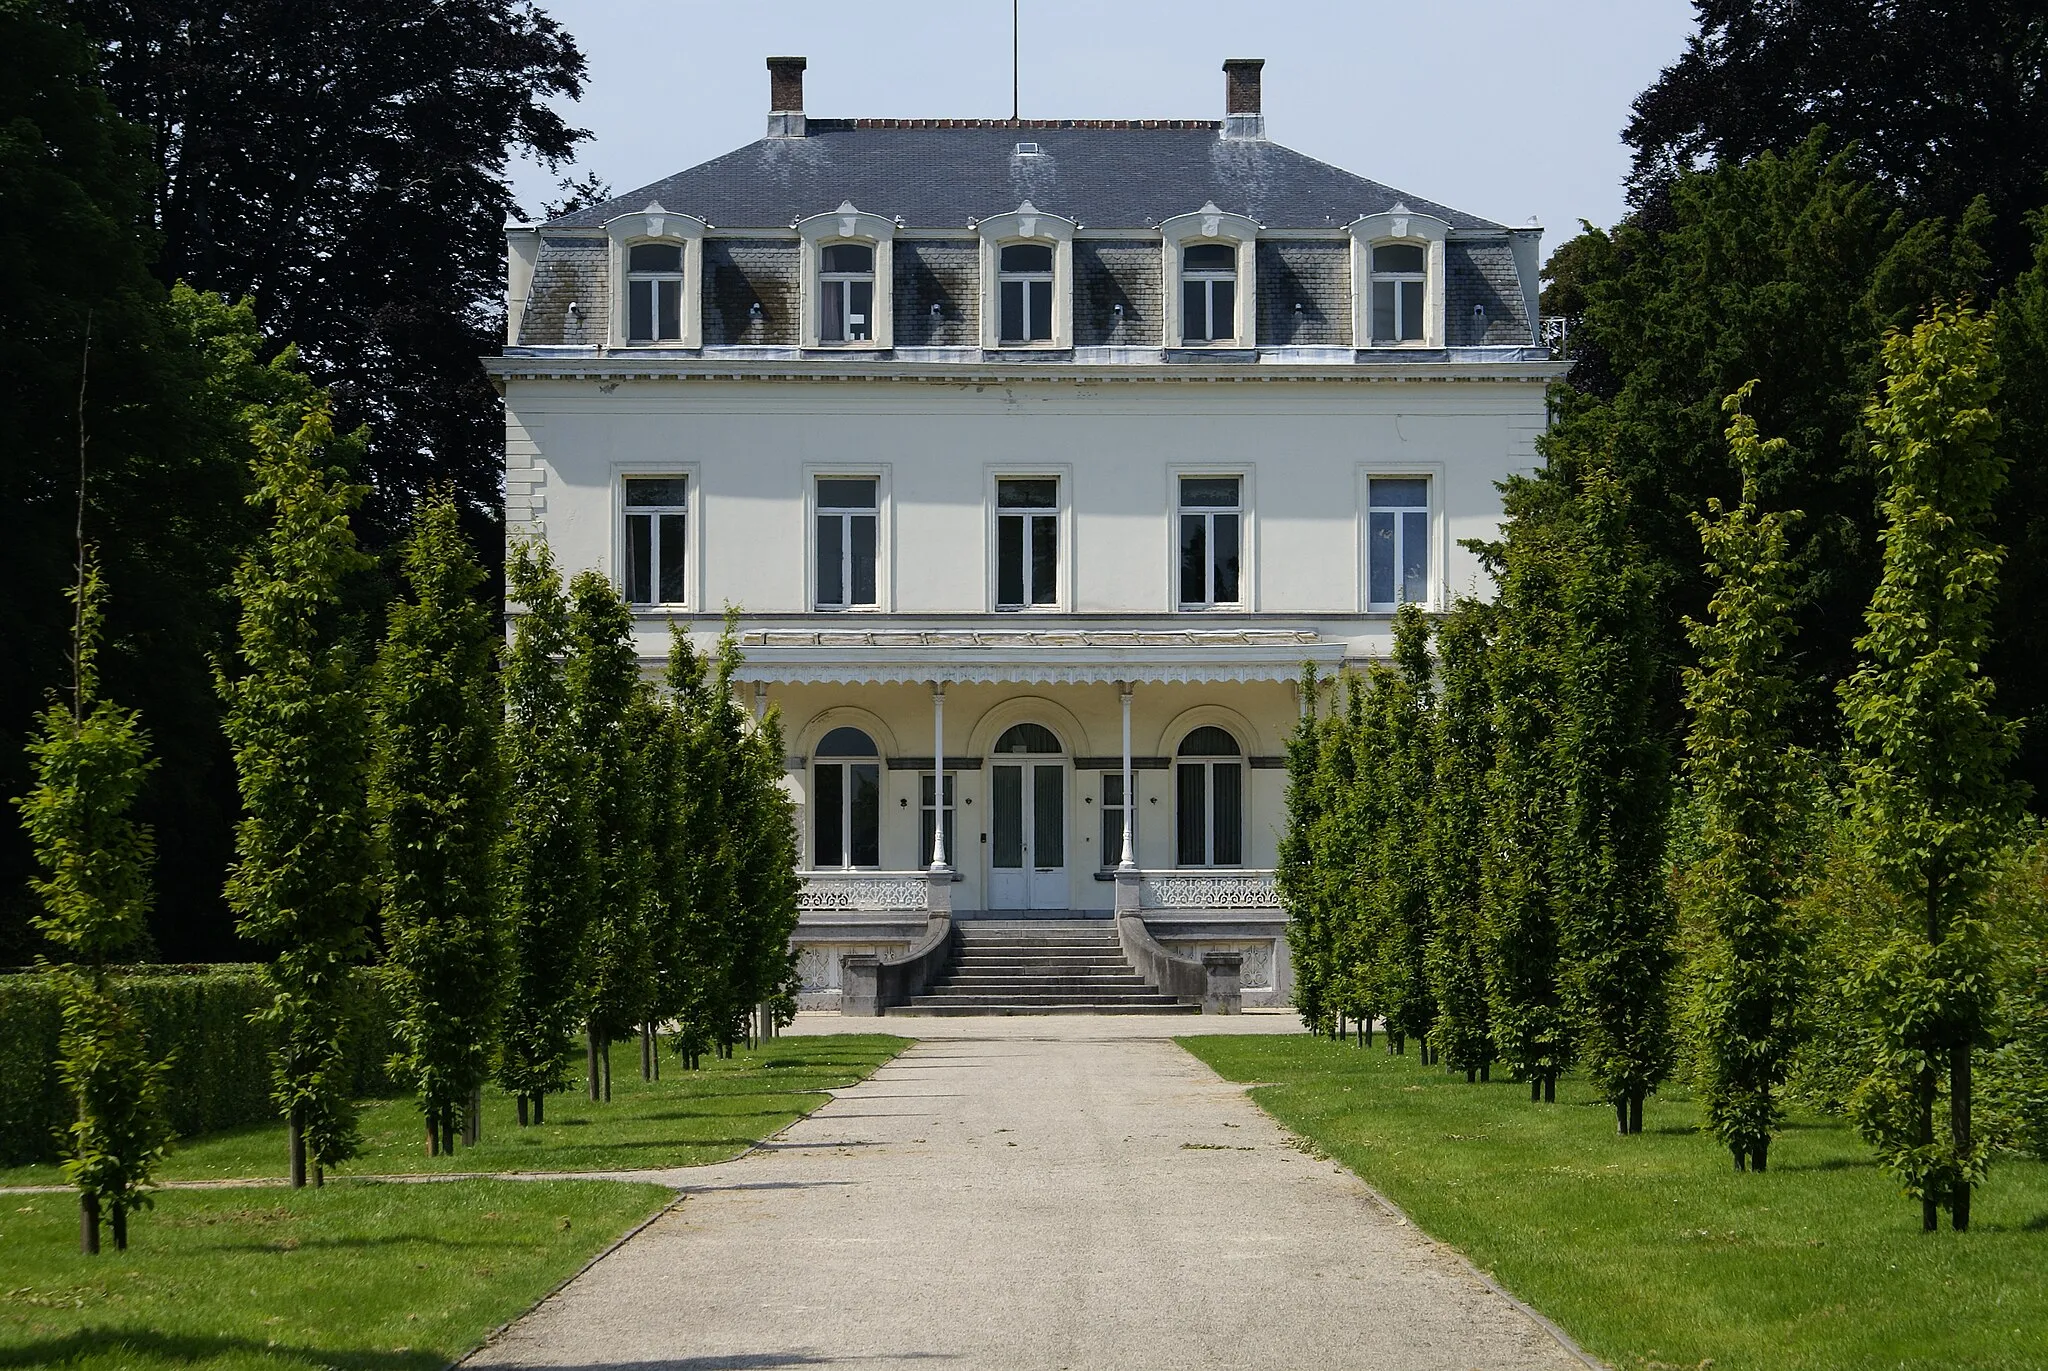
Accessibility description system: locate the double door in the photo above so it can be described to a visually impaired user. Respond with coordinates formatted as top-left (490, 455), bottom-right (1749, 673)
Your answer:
top-left (988, 761), bottom-right (1067, 909)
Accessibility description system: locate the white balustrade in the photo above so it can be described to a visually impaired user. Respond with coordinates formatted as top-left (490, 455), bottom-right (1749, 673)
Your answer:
top-left (1137, 870), bottom-right (1280, 910)
top-left (797, 871), bottom-right (931, 912)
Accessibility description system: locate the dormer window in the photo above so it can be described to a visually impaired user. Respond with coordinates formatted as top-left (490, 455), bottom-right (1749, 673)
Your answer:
top-left (1180, 244), bottom-right (1237, 344)
top-left (1370, 244), bottom-right (1427, 344)
top-left (626, 244), bottom-right (684, 343)
top-left (820, 243), bottom-right (875, 343)
top-left (999, 244), bottom-right (1055, 343)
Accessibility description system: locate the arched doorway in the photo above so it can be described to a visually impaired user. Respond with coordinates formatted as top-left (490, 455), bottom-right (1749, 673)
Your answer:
top-left (1175, 726), bottom-right (1244, 867)
top-left (988, 722), bottom-right (1067, 909)
top-left (813, 726), bottom-right (880, 869)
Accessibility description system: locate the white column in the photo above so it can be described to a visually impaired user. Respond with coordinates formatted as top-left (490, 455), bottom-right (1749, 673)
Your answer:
top-left (1119, 683), bottom-right (1136, 871)
top-left (929, 681), bottom-right (949, 872)
top-left (753, 681), bottom-right (767, 720)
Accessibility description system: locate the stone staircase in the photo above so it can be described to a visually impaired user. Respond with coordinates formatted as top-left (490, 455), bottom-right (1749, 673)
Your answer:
top-left (889, 919), bottom-right (1199, 1016)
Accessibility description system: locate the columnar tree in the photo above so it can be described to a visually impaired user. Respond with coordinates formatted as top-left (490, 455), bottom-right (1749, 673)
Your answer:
top-left (1370, 607), bottom-right (1437, 1056)
top-left (1481, 480), bottom-right (1573, 1101)
top-left (1279, 667), bottom-right (1336, 1035)
top-left (370, 491), bottom-right (504, 1155)
top-left (1840, 304), bottom-right (2023, 1232)
top-left (1427, 598), bottom-right (1496, 1081)
top-left (1335, 674), bottom-right (1385, 1041)
top-left (497, 541), bottom-right (593, 1125)
top-left (220, 399), bottom-right (375, 1187)
top-left (16, 559), bottom-right (171, 1251)
top-left (566, 570), bottom-right (652, 1100)
top-left (1683, 385), bottom-right (1811, 1171)
top-left (1555, 463), bottom-right (1678, 1136)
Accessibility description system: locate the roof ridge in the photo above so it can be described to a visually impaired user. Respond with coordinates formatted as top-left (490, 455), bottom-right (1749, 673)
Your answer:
top-left (806, 117), bottom-right (1222, 131)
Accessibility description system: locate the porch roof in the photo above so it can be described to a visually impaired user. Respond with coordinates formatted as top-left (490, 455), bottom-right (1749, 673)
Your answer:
top-left (729, 627), bottom-right (1344, 686)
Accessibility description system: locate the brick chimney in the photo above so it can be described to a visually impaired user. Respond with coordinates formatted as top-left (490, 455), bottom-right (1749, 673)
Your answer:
top-left (1221, 58), bottom-right (1266, 141)
top-left (767, 56), bottom-right (806, 138)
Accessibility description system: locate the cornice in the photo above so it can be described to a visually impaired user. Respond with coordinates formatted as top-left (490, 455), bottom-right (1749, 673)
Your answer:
top-left (485, 351), bottom-right (1569, 385)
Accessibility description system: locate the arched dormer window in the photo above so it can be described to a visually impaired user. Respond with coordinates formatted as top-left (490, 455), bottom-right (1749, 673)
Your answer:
top-left (797, 202), bottom-right (896, 349)
top-left (1159, 203), bottom-right (1257, 349)
top-left (1347, 205), bottom-right (1449, 348)
top-left (977, 202), bottom-right (1074, 349)
top-left (604, 203), bottom-right (705, 349)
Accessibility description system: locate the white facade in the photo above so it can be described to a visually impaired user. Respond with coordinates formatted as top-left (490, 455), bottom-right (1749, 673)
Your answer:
top-left (489, 59), bottom-right (1563, 1008)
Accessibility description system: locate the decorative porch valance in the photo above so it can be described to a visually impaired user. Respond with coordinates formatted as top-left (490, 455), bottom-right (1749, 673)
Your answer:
top-left (725, 627), bottom-right (1344, 686)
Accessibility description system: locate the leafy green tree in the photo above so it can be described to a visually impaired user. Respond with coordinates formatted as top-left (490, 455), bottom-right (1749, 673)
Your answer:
top-left (497, 541), bottom-right (592, 1125)
top-left (219, 398), bottom-right (375, 1188)
top-left (1990, 215), bottom-right (2048, 819)
top-left (660, 630), bottom-right (736, 1068)
top-left (15, 558), bottom-right (170, 1251)
top-left (1367, 608), bottom-right (1436, 1056)
top-left (1427, 599), bottom-right (1496, 1081)
top-left (1840, 304), bottom-right (2025, 1232)
top-left (1624, 1), bottom-right (2048, 283)
top-left (370, 490), bottom-right (503, 1156)
top-left (1280, 667), bottom-right (1337, 1036)
top-left (1682, 385), bottom-right (1811, 1169)
top-left (1480, 481), bottom-right (1573, 1101)
top-left (1554, 462), bottom-right (1679, 1136)
top-left (566, 570), bottom-right (652, 1100)
top-left (70, 0), bottom-right (589, 539)
top-left (1336, 674), bottom-right (1387, 1042)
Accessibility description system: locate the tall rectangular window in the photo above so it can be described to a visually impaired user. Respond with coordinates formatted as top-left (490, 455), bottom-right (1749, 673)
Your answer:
top-left (998, 243), bottom-right (1054, 343)
top-left (623, 476), bottom-right (688, 605)
top-left (996, 478), bottom-right (1058, 609)
top-left (919, 772), bottom-right (956, 868)
top-left (1099, 772), bottom-right (1136, 869)
top-left (626, 243), bottom-right (683, 343)
top-left (1367, 476), bottom-right (1430, 610)
top-left (815, 477), bottom-right (878, 609)
top-left (1180, 243), bottom-right (1237, 343)
top-left (820, 243), bottom-right (875, 343)
top-left (1370, 243), bottom-right (1427, 344)
top-left (1177, 475), bottom-right (1242, 609)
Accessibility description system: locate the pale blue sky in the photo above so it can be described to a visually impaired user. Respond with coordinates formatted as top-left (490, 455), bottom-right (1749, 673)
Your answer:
top-left (512, 0), bottom-right (1699, 261)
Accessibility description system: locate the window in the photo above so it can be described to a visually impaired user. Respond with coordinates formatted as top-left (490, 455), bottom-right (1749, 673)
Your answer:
top-left (815, 477), bottom-right (878, 609)
top-left (919, 773), bottom-right (956, 868)
top-left (1100, 772), bottom-right (1137, 869)
top-left (1178, 476), bottom-right (1242, 608)
top-left (820, 243), bottom-right (874, 343)
top-left (1367, 477), bottom-right (1430, 609)
top-left (995, 478), bottom-right (1059, 609)
top-left (812, 727), bottom-right (880, 869)
top-left (623, 477), bottom-right (688, 605)
top-left (998, 243), bottom-right (1055, 343)
top-left (1370, 243), bottom-right (1427, 344)
top-left (1181, 244), bottom-right (1237, 343)
top-left (1176, 727), bottom-right (1243, 868)
top-left (627, 244), bottom-right (684, 343)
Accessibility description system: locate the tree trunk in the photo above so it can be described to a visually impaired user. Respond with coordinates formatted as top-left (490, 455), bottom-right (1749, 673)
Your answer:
top-left (313, 1161), bottom-right (324, 1188)
top-left (1753, 1138), bottom-right (1769, 1173)
top-left (641, 1023), bottom-right (653, 1081)
top-left (1615, 1098), bottom-right (1628, 1135)
top-left (289, 1105), bottom-right (307, 1189)
top-left (1629, 1090), bottom-right (1644, 1135)
top-left (1543, 1071), bottom-right (1556, 1104)
top-left (465, 1085), bottom-right (481, 1148)
top-left (80, 1191), bottom-right (101, 1255)
top-left (110, 1203), bottom-right (127, 1252)
top-left (426, 1115), bottom-right (440, 1157)
top-left (1917, 1061), bottom-right (1939, 1232)
top-left (1363, 1020), bottom-right (1372, 1047)
top-left (1480, 1061), bottom-right (1490, 1083)
top-left (602, 1041), bottom-right (612, 1102)
top-left (587, 1030), bottom-right (602, 1101)
top-left (517, 1094), bottom-right (529, 1127)
top-left (1952, 1045), bottom-right (1973, 1231)
top-left (1466, 1068), bottom-right (1477, 1084)
top-left (534, 1093), bottom-right (545, 1125)
top-left (1530, 1077), bottom-right (1541, 1103)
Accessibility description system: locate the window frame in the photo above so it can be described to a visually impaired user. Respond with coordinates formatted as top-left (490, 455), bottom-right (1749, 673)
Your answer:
top-left (1158, 204), bottom-right (1257, 351)
top-left (996, 242), bottom-right (1057, 345)
top-left (1357, 463), bottom-right (1446, 612)
top-left (988, 469), bottom-right (1070, 612)
top-left (1098, 770), bottom-right (1137, 870)
top-left (805, 465), bottom-right (891, 613)
top-left (797, 202), bottom-right (895, 350)
top-left (919, 771), bottom-right (957, 870)
top-left (818, 241), bottom-right (877, 345)
top-left (977, 202), bottom-right (1075, 350)
top-left (1178, 243), bottom-right (1239, 344)
top-left (1172, 469), bottom-right (1249, 611)
top-left (611, 462), bottom-right (701, 610)
top-left (1346, 206), bottom-right (1449, 349)
top-left (811, 727), bottom-right (883, 871)
top-left (1172, 726), bottom-right (1246, 870)
top-left (604, 206), bottom-right (705, 350)
top-left (625, 243), bottom-right (685, 344)
top-left (1368, 244), bottom-right (1428, 345)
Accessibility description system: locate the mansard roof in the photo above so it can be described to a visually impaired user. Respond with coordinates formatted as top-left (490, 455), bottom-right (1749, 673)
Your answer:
top-left (543, 121), bottom-right (1505, 234)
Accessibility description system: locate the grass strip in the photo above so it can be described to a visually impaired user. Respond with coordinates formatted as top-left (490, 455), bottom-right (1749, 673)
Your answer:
top-left (0, 1178), bottom-right (670, 1371)
top-left (1181, 1033), bottom-right (2048, 1371)
top-left (1, 1034), bottom-right (908, 1188)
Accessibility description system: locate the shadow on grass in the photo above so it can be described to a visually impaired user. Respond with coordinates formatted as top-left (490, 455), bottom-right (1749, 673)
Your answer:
top-left (1776, 1156), bottom-right (1874, 1173)
top-left (202, 1233), bottom-right (516, 1254)
top-left (0, 1329), bottom-right (443, 1371)
top-left (2021, 1212), bottom-right (2048, 1232)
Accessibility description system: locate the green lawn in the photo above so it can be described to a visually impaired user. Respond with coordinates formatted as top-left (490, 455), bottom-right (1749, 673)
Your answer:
top-left (0, 1178), bottom-right (670, 1371)
top-left (1, 1035), bottom-right (907, 1187)
top-left (1182, 1033), bottom-right (2048, 1371)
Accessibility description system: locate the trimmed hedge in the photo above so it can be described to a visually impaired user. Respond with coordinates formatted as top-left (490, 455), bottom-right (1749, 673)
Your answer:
top-left (0, 966), bottom-right (398, 1167)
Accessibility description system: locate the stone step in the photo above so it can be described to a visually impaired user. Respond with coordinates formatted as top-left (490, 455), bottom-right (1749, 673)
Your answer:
top-left (908, 992), bottom-right (1187, 1007)
top-left (950, 957), bottom-right (1132, 970)
top-left (887, 1002), bottom-right (1200, 1017)
top-left (938, 976), bottom-right (1152, 992)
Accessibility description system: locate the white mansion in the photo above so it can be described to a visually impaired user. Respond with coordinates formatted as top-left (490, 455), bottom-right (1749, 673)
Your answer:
top-left (489, 57), bottom-right (1560, 1011)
